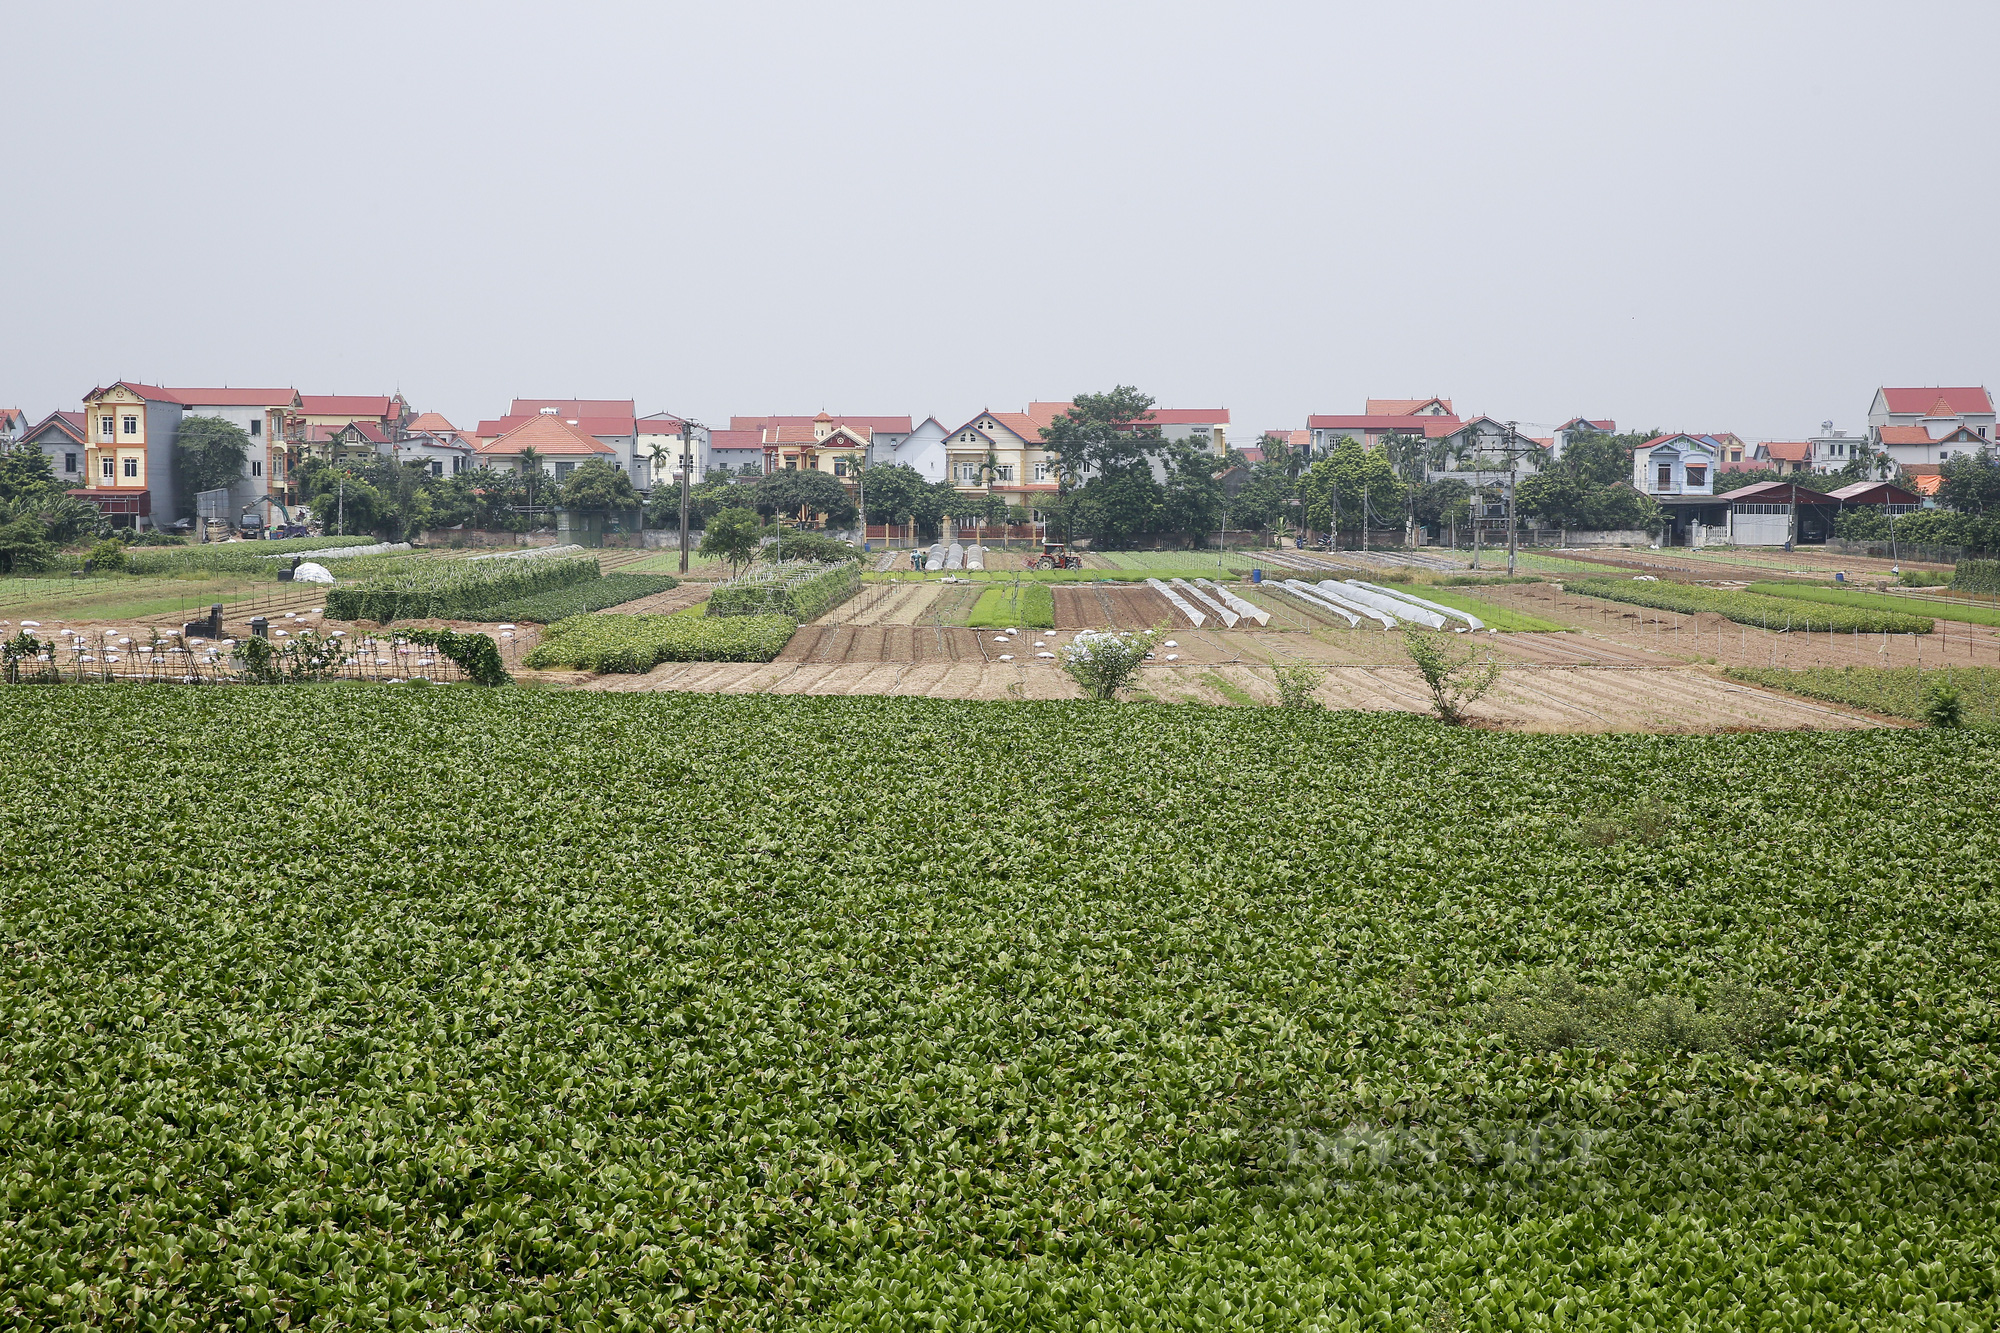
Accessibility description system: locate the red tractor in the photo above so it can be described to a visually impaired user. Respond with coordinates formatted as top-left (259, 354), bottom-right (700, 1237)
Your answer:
top-left (1031, 542), bottom-right (1083, 570)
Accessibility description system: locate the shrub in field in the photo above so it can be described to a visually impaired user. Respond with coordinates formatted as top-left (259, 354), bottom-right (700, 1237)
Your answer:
top-left (1567, 576), bottom-right (1935, 633)
top-left (232, 630), bottom-right (353, 684)
top-left (1402, 626), bottom-right (1499, 724)
top-left (706, 562), bottom-right (859, 622)
top-left (86, 539), bottom-right (127, 572)
top-left (401, 628), bottom-right (510, 686)
top-left (1059, 628), bottom-right (1161, 700)
top-left (1271, 661), bottom-right (1325, 708)
top-left (765, 529), bottom-right (862, 564)
top-left (1482, 972), bottom-right (1786, 1056)
top-left (1725, 665), bottom-right (2000, 728)
top-left (328, 553), bottom-right (600, 623)
top-left (1923, 678), bottom-right (1966, 728)
top-left (469, 573), bottom-right (678, 623)
top-left (525, 611), bottom-right (795, 670)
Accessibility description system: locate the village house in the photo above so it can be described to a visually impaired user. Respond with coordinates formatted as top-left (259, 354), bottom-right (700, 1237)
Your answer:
top-left (472, 413), bottom-right (617, 481)
top-left (15, 411), bottom-right (88, 485)
top-left (0, 408), bottom-right (24, 443)
top-left (167, 388), bottom-right (302, 514)
top-left (478, 400), bottom-right (642, 479)
top-left (1868, 386), bottom-right (1995, 468)
top-left (297, 394), bottom-right (410, 460)
top-left (74, 382), bottom-right (186, 528)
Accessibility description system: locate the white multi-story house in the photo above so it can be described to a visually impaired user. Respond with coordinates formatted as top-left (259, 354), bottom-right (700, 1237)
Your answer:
top-left (168, 387), bottom-right (302, 514)
top-left (1868, 386), bottom-right (1995, 468)
top-left (1633, 434), bottom-right (1719, 495)
top-left (1426, 416), bottom-right (1549, 484)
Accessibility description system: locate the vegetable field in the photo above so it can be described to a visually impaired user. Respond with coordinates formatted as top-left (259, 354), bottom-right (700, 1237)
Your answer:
top-left (1566, 577), bottom-right (1936, 634)
top-left (326, 553), bottom-right (601, 623)
top-left (470, 573), bottom-right (680, 623)
top-left (967, 581), bottom-right (1056, 629)
top-left (2, 691), bottom-right (1997, 1330)
top-left (525, 610), bottom-right (797, 670)
top-left (1725, 665), bottom-right (2000, 728)
top-left (1747, 581), bottom-right (2000, 628)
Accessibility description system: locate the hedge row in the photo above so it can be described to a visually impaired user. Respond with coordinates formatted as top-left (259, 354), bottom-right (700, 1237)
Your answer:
top-left (121, 535), bottom-right (381, 576)
top-left (524, 611), bottom-right (796, 672)
top-left (469, 573), bottom-right (679, 623)
top-left (327, 553), bottom-right (599, 624)
top-left (1954, 560), bottom-right (2000, 594)
top-left (1565, 577), bottom-right (1935, 633)
top-left (708, 562), bottom-right (859, 622)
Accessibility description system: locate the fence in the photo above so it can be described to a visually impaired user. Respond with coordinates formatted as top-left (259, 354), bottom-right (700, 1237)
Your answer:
top-left (1, 625), bottom-right (482, 686)
top-left (1824, 537), bottom-right (1991, 567)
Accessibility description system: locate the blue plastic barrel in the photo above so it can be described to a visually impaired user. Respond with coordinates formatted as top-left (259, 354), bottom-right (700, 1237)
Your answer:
top-left (1251, 568), bottom-right (1263, 584)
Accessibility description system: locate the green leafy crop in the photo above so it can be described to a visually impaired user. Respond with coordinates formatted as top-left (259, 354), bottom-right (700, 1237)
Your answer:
top-left (0, 696), bottom-right (1996, 1328)
top-left (525, 610), bottom-right (796, 670)
top-left (1568, 577), bottom-right (1935, 634)
top-left (327, 553), bottom-right (600, 624)
top-left (470, 573), bottom-right (680, 623)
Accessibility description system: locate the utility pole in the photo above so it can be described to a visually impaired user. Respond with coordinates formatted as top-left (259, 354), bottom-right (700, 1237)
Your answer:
top-left (337, 473), bottom-right (345, 536)
top-left (679, 420), bottom-right (693, 574)
top-left (1505, 420), bottom-right (1520, 577)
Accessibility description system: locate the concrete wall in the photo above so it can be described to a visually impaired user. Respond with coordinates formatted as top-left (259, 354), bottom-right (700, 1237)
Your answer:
top-left (144, 400), bottom-right (185, 528)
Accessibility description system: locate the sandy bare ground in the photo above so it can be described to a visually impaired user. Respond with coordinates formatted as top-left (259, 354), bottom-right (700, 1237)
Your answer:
top-left (577, 658), bottom-right (1884, 731)
top-left (820, 583), bottom-right (942, 626)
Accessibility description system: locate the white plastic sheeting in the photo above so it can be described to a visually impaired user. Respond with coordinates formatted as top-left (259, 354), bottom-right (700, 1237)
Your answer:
top-left (1169, 578), bottom-right (1237, 628)
top-left (966, 543), bottom-right (985, 570)
top-left (927, 542), bottom-right (944, 569)
top-left (1303, 580), bottom-right (1402, 628)
top-left (1318, 580), bottom-right (1447, 629)
top-left (291, 562), bottom-right (335, 584)
top-left (1279, 580), bottom-right (1363, 627)
top-left (1144, 577), bottom-right (1207, 628)
top-left (1350, 580), bottom-right (1485, 630)
top-left (1196, 578), bottom-right (1270, 626)
top-left (468, 543), bottom-right (586, 562)
top-left (264, 541), bottom-right (410, 561)
top-left (944, 542), bottom-right (965, 570)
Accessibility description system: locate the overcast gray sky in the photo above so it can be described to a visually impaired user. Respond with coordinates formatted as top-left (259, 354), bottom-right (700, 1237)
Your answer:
top-left (4, 0), bottom-right (1995, 441)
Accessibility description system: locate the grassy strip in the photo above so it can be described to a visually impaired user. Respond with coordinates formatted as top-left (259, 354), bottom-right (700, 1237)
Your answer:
top-left (966, 583), bottom-right (1056, 629)
top-left (469, 574), bottom-right (680, 624)
top-left (1747, 581), bottom-right (2000, 628)
top-left (1198, 670), bottom-right (1260, 705)
top-left (525, 609), bottom-right (794, 671)
top-left (1567, 577), bottom-right (1935, 634)
top-left (1724, 665), bottom-right (2000, 728)
top-left (1393, 586), bottom-right (1569, 632)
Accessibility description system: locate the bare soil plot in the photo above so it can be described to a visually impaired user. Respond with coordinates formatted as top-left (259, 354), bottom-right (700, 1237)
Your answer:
top-left (818, 582), bottom-right (941, 626)
top-left (1051, 583), bottom-right (1201, 629)
top-left (600, 585), bottom-right (711, 617)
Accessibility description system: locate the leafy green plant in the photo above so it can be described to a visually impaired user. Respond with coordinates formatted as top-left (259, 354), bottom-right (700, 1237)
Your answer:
top-left (470, 572), bottom-right (679, 623)
top-left (231, 629), bottom-right (353, 683)
top-left (1952, 558), bottom-right (2000, 593)
top-left (766, 528), bottom-right (863, 564)
top-left (86, 538), bottom-right (128, 572)
top-left (966, 582), bottom-right (1055, 629)
top-left (1568, 576), bottom-right (1934, 634)
top-left (1923, 677), bottom-right (1966, 729)
top-left (327, 552), bottom-right (600, 623)
top-left (402, 627), bottom-right (511, 686)
top-left (707, 562), bottom-right (859, 622)
top-left (1402, 626), bottom-right (1500, 724)
top-left (1058, 627), bottom-right (1162, 700)
top-left (525, 610), bottom-right (795, 670)
top-left (1270, 661), bottom-right (1325, 708)
top-left (116, 534), bottom-right (381, 576)
top-left (1747, 581), bottom-right (2000, 627)
top-left (1482, 972), bottom-right (1786, 1056)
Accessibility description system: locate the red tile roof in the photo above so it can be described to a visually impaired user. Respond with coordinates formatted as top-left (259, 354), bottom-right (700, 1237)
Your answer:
top-left (477, 415), bottom-right (636, 439)
top-left (1144, 408), bottom-right (1230, 425)
top-left (1908, 472), bottom-right (1945, 495)
top-left (764, 423), bottom-right (870, 445)
top-left (708, 430), bottom-right (765, 451)
top-left (300, 394), bottom-right (397, 417)
top-left (86, 382), bottom-right (183, 403)
top-left (477, 414), bottom-right (616, 457)
top-left (1309, 414), bottom-right (1464, 430)
top-left (338, 422), bottom-right (390, 444)
top-left (1879, 386), bottom-right (1994, 416)
top-left (169, 387), bottom-right (298, 407)
top-left (406, 411), bottom-right (457, 433)
top-left (20, 410), bottom-right (86, 444)
top-left (1876, 426), bottom-right (1933, 445)
top-left (1762, 440), bottom-right (1811, 462)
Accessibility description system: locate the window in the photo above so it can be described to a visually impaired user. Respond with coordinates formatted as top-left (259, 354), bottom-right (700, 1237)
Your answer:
top-left (122, 415), bottom-right (138, 435)
top-left (249, 418), bottom-right (261, 437)
top-left (554, 461), bottom-right (575, 478)
top-left (251, 460), bottom-right (263, 477)
top-left (1730, 449), bottom-right (1742, 462)
top-left (123, 456), bottom-right (139, 478)
top-left (833, 458), bottom-right (847, 476)
top-left (994, 464), bottom-right (1015, 482)
top-left (1656, 464), bottom-right (1672, 488)
top-left (955, 462), bottom-right (981, 482)
top-left (102, 457), bottom-right (115, 479)
top-left (430, 460), bottom-right (443, 478)
top-left (100, 415), bottom-right (115, 441)
top-left (63, 452), bottom-right (77, 473)
top-left (1033, 460), bottom-right (1050, 482)
top-left (1687, 466), bottom-right (1706, 486)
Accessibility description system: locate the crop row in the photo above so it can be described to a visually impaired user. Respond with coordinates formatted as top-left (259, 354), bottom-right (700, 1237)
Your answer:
top-left (523, 610), bottom-right (796, 670)
top-left (1, 692), bottom-right (1996, 1327)
top-left (326, 552), bottom-right (600, 623)
top-left (1747, 581), bottom-right (2000, 628)
top-left (115, 534), bottom-right (382, 576)
top-left (967, 582), bottom-right (1056, 629)
top-left (1565, 576), bottom-right (1936, 634)
top-left (469, 573), bottom-right (680, 623)
top-left (1725, 665), bottom-right (2000, 728)
top-left (708, 562), bottom-right (860, 621)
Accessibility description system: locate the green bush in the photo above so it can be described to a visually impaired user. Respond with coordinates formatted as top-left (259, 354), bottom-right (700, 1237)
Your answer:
top-left (469, 573), bottom-right (679, 623)
top-left (86, 539), bottom-right (128, 572)
top-left (766, 529), bottom-right (863, 564)
top-left (525, 611), bottom-right (795, 671)
top-left (328, 553), bottom-right (600, 624)
top-left (1483, 972), bottom-right (1785, 1056)
top-left (401, 628), bottom-right (511, 686)
top-left (1568, 576), bottom-right (1934, 633)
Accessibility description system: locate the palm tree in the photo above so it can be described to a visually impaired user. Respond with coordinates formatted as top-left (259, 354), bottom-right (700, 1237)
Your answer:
top-left (517, 445), bottom-right (542, 512)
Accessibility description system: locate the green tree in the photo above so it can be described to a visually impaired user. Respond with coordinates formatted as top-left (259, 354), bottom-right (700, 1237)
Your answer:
top-left (1040, 386), bottom-right (1164, 479)
top-left (560, 458), bottom-right (640, 509)
top-left (0, 447), bottom-right (61, 506)
top-left (1227, 455), bottom-right (1295, 531)
top-left (0, 516), bottom-right (55, 573)
top-left (859, 463), bottom-right (935, 533)
top-left (1298, 438), bottom-right (1405, 546)
top-left (1160, 441), bottom-right (1226, 544)
top-left (757, 467), bottom-right (857, 528)
top-left (1940, 449), bottom-right (2000, 514)
top-left (699, 506), bottom-right (762, 574)
top-left (1076, 466), bottom-right (1164, 547)
top-left (173, 416), bottom-right (250, 518)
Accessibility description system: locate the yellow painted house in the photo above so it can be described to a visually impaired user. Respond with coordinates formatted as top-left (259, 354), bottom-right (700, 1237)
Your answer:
top-left (74, 381), bottom-right (185, 527)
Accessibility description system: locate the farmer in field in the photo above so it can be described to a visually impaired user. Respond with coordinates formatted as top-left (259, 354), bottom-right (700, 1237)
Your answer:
top-left (912, 548), bottom-right (927, 572)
